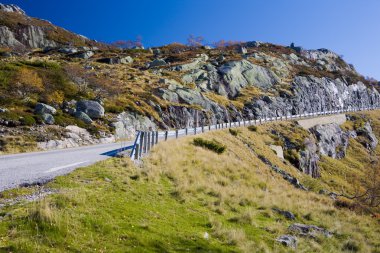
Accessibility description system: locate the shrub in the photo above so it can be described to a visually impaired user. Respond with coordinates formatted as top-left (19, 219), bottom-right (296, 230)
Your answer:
top-left (248, 125), bottom-right (258, 132)
top-left (229, 128), bottom-right (239, 136)
top-left (342, 241), bottom-right (360, 252)
top-left (20, 115), bottom-right (36, 126)
top-left (193, 138), bottom-right (226, 154)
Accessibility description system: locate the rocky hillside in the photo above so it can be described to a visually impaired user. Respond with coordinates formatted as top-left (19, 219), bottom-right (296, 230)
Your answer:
top-left (0, 4), bottom-right (379, 153)
top-left (0, 110), bottom-right (379, 252)
top-left (0, 4), bottom-right (102, 51)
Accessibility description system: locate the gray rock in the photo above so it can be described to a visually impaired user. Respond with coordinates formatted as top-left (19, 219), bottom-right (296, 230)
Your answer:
top-left (272, 208), bottom-right (295, 220)
top-left (276, 235), bottom-right (297, 248)
top-left (246, 41), bottom-right (261, 47)
top-left (112, 112), bottom-right (157, 139)
top-left (74, 111), bottom-right (93, 124)
top-left (41, 113), bottom-right (54, 125)
top-left (0, 4), bottom-right (26, 15)
top-left (237, 46), bottom-right (247, 54)
top-left (120, 56), bottom-right (133, 64)
top-left (218, 60), bottom-right (280, 96)
top-left (289, 223), bottom-right (332, 238)
top-left (311, 123), bottom-right (349, 159)
top-left (58, 47), bottom-right (78, 54)
top-left (148, 59), bottom-right (167, 68)
top-left (76, 100), bottom-right (104, 119)
top-left (0, 108), bottom-right (8, 113)
top-left (243, 75), bottom-right (380, 121)
top-left (35, 103), bottom-right (57, 115)
top-left (73, 51), bottom-right (94, 59)
top-left (356, 122), bottom-right (378, 150)
top-left (299, 137), bottom-right (320, 178)
top-left (152, 48), bottom-right (161, 56)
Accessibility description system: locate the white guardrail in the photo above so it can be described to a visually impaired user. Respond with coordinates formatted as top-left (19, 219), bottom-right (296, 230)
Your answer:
top-left (129, 106), bottom-right (380, 160)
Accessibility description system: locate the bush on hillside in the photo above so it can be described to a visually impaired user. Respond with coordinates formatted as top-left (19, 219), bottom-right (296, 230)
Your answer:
top-left (193, 138), bottom-right (226, 154)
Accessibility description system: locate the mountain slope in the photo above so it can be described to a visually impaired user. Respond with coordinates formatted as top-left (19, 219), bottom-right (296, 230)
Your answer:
top-left (0, 111), bottom-right (379, 252)
top-left (0, 4), bottom-right (101, 51)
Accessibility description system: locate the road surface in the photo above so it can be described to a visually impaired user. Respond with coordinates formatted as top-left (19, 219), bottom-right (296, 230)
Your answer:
top-left (0, 142), bottom-right (134, 192)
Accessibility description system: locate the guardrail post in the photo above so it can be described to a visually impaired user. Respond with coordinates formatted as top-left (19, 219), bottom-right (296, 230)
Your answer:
top-left (151, 132), bottom-right (155, 147)
top-left (156, 131), bottom-right (158, 144)
top-left (147, 132), bottom-right (151, 151)
top-left (185, 128), bottom-right (188, 135)
top-left (134, 144), bottom-right (139, 160)
top-left (139, 132), bottom-right (144, 155)
top-left (176, 129), bottom-right (179, 138)
top-left (243, 119), bottom-right (246, 126)
top-left (143, 132), bottom-right (147, 153)
top-left (194, 126), bottom-right (197, 134)
top-left (209, 124), bottom-right (211, 131)
top-left (202, 124), bottom-right (204, 133)
top-left (229, 121), bottom-right (232, 128)
top-left (165, 131), bottom-right (168, 141)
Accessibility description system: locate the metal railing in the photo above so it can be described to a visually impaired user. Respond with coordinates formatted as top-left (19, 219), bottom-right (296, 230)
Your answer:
top-left (130, 106), bottom-right (380, 160)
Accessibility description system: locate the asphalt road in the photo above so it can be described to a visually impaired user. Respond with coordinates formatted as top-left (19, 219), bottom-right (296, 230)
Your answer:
top-left (0, 142), bottom-right (134, 192)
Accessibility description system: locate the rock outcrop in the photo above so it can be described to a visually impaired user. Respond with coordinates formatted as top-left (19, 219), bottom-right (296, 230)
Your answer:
top-left (310, 123), bottom-right (349, 159)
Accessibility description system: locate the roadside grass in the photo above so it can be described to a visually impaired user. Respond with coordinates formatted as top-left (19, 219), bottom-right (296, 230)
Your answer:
top-left (0, 115), bottom-right (379, 252)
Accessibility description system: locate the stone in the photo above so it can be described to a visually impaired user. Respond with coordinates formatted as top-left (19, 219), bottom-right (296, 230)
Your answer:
top-left (237, 46), bottom-right (247, 54)
top-left (289, 223), bottom-right (332, 238)
top-left (152, 48), bottom-right (161, 56)
top-left (299, 137), bottom-right (320, 178)
top-left (74, 111), bottom-right (93, 124)
top-left (217, 55), bottom-right (225, 62)
top-left (0, 4), bottom-right (26, 15)
top-left (269, 145), bottom-right (284, 159)
top-left (203, 232), bottom-right (210, 240)
top-left (58, 47), bottom-right (78, 54)
top-left (73, 51), bottom-right (94, 59)
top-left (35, 103), bottom-right (57, 115)
top-left (120, 56), bottom-right (133, 64)
top-left (272, 208), bottom-right (295, 220)
top-left (218, 60), bottom-right (280, 96)
top-left (41, 113), bottom-right (54, 125)
top-left (112, 112), bottom-right (157, 139)
top-left (76, 100), bottom-right (104, 119)
top-left (276, 235), bottom-right (297, 248)
top-left (0, 108), bottom-right (8, 113)
top-left (203, 46), bottom-right (212, 50)
top-left (356, 122), bottom-right (378, 150)
top-left (149, 59), bottom-right (167, 68)
top-left (246, 41), bottom-right (261, 47)
top-left (310, 123), bottom-right (349, 159)
top-left (290, 43), bottom-right (303, 53)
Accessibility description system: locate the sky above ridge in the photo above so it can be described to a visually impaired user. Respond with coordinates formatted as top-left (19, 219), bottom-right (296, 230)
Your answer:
top-left (2, 0), bottom-right (380, 79)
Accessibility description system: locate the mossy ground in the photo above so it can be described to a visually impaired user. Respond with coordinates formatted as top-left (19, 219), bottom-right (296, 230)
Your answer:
top-left (1, 114), bottom-right (380, 252)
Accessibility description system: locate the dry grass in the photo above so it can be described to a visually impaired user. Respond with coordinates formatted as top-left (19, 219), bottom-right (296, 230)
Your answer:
top-left (142, 126), bottom-right (380, 252)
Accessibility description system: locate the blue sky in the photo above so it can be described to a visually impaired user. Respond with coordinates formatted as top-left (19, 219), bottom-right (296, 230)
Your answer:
top-left (3, 0), bottom-right (380, 79)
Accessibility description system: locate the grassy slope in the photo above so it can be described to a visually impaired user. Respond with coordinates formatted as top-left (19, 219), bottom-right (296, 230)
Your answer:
top-left (1, 114), bottom-right (380, 252)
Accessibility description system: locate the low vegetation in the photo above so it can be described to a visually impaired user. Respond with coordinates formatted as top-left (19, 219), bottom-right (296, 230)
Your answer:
top-left (193, 137), bottom-right (226, 154)
top-left (1, 116), bottom-right (379, 252)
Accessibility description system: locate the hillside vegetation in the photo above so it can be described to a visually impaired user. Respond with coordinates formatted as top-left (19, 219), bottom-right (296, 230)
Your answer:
top-left (0, 111), bottom-right (379, 253)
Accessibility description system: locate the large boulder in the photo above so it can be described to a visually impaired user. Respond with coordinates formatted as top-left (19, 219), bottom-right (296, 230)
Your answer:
top-left (76, 100), bottom-right (104, 119)
top-left (41, 113), bottom-right (54, 125)
top-left (356, 122), bottom-right (379, 150)
top-left (35, 103), bottom-right (57, 115)
top-left (74, 111), bottom-right (93, 124)
top-left (310, 123), bottom-right (349, 159)
top-left (148, 59), bottom-right (167, 68)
